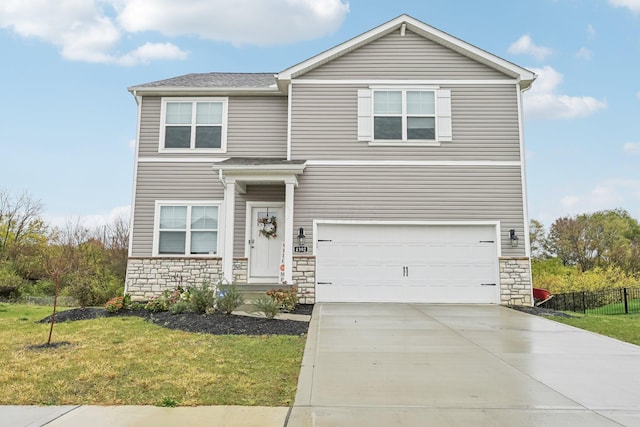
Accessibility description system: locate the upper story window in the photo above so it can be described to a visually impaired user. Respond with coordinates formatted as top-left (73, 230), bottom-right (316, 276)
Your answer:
top-left (357, 87), bottom-right (451, 145)
top-left (374, 90), bottom-right (435, 141)
top-left (160, 97), bottom-right (228, 152)
top-left (154, 202), bottom-right (220, 256)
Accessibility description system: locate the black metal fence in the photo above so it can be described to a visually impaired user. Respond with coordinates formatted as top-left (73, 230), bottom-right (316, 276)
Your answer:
top-left (543, 287), bottom-right (640, 315)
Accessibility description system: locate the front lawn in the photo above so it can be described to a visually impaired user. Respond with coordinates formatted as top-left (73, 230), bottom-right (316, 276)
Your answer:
top-left (0, 304), bottom-right (306, 406)
top-left (552, 312), bottom-right (640, 346)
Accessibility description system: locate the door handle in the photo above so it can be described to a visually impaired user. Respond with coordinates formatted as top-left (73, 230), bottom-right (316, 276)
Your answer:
top-left (402, 266), bottom-right (409, 277)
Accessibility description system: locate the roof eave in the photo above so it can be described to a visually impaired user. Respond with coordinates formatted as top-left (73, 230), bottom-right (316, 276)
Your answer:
top-left (213, 164), bottom-right (307, 177)
top-left (128, 86), bottom-right (284, 97)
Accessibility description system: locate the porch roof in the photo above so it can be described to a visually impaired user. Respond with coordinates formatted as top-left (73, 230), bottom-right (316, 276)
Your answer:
top-left (213, 158), bottom-right (307, 192)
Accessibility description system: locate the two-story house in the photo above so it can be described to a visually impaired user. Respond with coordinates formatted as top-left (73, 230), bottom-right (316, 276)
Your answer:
top-left (124, 14), bottom-right (536, 306)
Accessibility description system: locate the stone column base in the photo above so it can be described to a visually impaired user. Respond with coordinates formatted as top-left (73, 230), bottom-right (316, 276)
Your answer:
top-left (499, 257), bottom-right (533, 306)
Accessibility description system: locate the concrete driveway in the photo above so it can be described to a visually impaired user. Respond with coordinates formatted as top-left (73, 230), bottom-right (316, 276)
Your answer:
top-left (287, 304), bottom-right (640, 426)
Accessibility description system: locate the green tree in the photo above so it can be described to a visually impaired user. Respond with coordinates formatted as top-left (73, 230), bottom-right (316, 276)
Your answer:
top-left (547, 209), bottom-right (640, 273)
top-left (529, 219), bottom-right (549, 260)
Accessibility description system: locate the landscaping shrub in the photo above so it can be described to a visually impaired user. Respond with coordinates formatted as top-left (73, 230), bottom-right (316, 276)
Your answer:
top-left (216, 284), bottom-right (245, 314)
top-left (18, 279), bottom-right (55, 297)
top-left (145, 288), bottom-right (189, 313)
top-left (64, 276), bottom-right (123, 307)
top-left (170, 301), bottom-right (190, 315)
top-left (252, 296), bottom-right (280, 319)
top-left (188, 282), bottom-right (216, 314)
top-left (266, 285), bottom-right (299, 312)
top-left (105, 296), bottom-right (125, 313)
top-left (104, 294), bottom-right (132, 313)
top-left (0, 264), bottom-right (24, 301)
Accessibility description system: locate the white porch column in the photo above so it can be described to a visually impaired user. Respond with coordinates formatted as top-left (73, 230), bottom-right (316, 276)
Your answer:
top-left (284, 180), bottom-right (295, 284)
top-left (223, 178), bottom-right (236, 284)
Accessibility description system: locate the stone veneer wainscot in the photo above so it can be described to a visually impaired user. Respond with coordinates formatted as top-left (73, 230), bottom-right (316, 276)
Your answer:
top-left (125, 257), bottom-right (223, 300)
top-left (499, 257), bottom-right (533, 306)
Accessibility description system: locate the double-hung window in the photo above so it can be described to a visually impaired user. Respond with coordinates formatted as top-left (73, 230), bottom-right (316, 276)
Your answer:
top-left (161, 98), bottom-right (228, 151)
top-left (357, 87), bottom-right (452, 144)
top-left (374, 90), bottom-right (435, 141)
top-left (155, 202), bottom-right (220, 256)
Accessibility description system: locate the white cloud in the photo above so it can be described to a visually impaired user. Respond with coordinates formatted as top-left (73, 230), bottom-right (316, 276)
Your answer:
top-left (81, 205), bottom-right (132, 229)
top-left (524, 66), bottom-right (607, 119)
top-left (575, 47), bottom-right (592, 60)
top-left (508, 35), bottom-right (553, 61)
top-left (0, 0), bottom-right (188, 65)
top-left (609, 0), bottom-right (640, 12)
top-left (128, 138), bottom-right (136, 151)
top-left (623, 142), bottom-right (640, 154)
top-left (560, 179), bottom-right (640, 218)
top-left (45, 205), bottom-right (131, 229)
top-left (117, 42), bottom-right (188, 66)
top-left (116, 0), bottom-right (349, 46)
top-left (586, 24), bottom-right (596, 39)
top-left (0, 0), bottom-right (349, 64)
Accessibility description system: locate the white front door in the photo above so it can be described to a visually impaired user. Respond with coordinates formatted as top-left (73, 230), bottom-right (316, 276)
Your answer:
top-left (249, 205), bottom-right (284, 282)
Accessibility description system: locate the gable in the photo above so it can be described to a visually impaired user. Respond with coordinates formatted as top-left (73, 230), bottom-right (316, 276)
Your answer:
top-left (300, 30), bottom-right (508, 81)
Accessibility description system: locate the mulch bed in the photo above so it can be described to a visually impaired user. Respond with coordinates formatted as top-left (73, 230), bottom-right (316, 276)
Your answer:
top-left (510, 305), bottom-right (574, 318)
top-left (38, 305), bottom-right (313, 336)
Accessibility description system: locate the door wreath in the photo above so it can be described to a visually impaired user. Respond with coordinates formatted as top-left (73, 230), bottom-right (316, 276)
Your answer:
top-left (258, 215), bottom-right (278, 238)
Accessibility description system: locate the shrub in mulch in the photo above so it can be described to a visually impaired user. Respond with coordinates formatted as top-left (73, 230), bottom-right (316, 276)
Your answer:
top-left (38, 305), bottom-right (313, 336)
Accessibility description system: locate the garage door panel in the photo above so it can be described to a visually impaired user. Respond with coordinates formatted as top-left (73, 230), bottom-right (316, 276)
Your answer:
top-left (316, 224), bottom-right (499, 303)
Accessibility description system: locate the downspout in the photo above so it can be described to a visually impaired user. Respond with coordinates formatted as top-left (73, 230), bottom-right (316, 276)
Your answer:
top-left (518, 77), bottom-right (535, 306)
top-left (517, 78), bottom-right (534, 258)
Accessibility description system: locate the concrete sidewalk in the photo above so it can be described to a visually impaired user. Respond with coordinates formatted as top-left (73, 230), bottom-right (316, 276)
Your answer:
top-left (288, 303), bottom-right (640, 426)
top-left (0, 405), bottom-right (289, 427)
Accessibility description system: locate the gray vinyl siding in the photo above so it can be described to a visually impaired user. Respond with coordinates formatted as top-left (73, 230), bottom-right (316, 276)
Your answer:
top-left (290, 83), bottom-right (521, 161)
top-left (131, 162), bottom-right (224, 256)
top-left (137, 96), bottom-right (287, 158)
top-left (233, 185), bottom-right (285, 258)
top-left (293, 165), bottom-right (526, 257)
top-left (299, 30), bottom-right (507, 80)
top-left (227, 97), bottom-right (287, 157)
top-left (138, 97), bottom-right (161, 157)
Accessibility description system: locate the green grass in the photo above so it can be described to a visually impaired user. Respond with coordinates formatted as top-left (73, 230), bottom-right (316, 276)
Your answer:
top-left (553, 313), bottom-right (640, 346)
top-left (0, 304), bottom-right (306, 406)
top-left (585, 299), bottom-right (640, 315)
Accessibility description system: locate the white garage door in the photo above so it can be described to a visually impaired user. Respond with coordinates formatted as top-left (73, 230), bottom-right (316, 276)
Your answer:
top-left (316, 223), bottom-right (499, 303)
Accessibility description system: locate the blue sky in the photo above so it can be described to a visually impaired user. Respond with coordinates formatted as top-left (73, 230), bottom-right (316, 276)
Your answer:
top-left (1, 0), bottom-right (639, 228)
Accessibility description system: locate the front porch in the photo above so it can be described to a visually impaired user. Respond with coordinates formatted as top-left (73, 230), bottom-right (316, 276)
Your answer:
top-left (216, 158), bottom-right (307, 286)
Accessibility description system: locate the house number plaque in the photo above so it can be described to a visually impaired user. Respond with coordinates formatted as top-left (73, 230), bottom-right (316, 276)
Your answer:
top-left (294, 246), bottom-right (308, 253)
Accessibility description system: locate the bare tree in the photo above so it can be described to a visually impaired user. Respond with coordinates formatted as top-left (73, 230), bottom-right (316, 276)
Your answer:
top-left (44, 221), bottom-right (82, 345)
top-left (0, 189), bottom-right (44, 261)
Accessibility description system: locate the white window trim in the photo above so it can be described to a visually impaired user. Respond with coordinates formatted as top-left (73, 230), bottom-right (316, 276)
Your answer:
top-left (152, 200), bottom-right (223, 257)
top-left (358, 85), bottom-right (452, 146)
top-left (159, 97), bottom-right (229, 153)
top-left (372, 87), bottom-right (437, 144)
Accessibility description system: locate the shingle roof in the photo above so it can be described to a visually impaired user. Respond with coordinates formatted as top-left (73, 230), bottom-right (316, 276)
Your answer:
top-left (131, 72), bottom-right (277, 89)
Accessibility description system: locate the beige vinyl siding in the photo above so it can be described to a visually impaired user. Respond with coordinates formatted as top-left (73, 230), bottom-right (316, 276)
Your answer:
top-left (138, 97), bottom-right (161, 157)
top-left (131, 162), bottom-right (224, 256)
top-left (300, 30), bottom-right (507, 80)
top-left (290, 83), bottom-right (520, 161)
top-left (293, 165), bottom-right (526, 257)
top-left (138, 96), bottom-right (287, 158)
top-left (233, 185), bottom-right (285, 258)
top-left (227, 97), bottom-right (287, 157)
